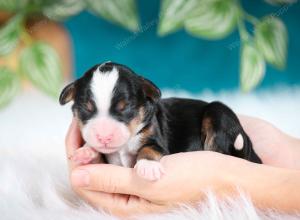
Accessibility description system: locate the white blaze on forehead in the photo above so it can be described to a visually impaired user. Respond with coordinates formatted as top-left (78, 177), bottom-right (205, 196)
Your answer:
top-left (91, 66), bottom-right (119, 116)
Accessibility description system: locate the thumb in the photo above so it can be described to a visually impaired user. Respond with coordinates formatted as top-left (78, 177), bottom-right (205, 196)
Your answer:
top-left (71, 164), bottom-right (144, 196)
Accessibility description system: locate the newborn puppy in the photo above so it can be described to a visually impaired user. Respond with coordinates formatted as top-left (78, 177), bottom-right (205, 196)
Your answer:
top-left (60, 62), bottom-right (262, 181)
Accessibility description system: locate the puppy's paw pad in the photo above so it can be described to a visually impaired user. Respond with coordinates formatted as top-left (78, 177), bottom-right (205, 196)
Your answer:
top-left (134, 159), bottom-right (165, 181)
top-left (72, 147), bottom-right (98, 165)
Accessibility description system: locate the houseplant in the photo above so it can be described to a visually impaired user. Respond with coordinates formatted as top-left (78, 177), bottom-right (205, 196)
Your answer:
top-left (0, 0), bottom-right (292, 108)
top-left (0, 0), bottom-right (139, 108)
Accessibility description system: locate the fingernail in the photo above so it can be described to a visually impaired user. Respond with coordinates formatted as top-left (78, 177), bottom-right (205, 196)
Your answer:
top-left (71, 169), bottom-right (90, 187)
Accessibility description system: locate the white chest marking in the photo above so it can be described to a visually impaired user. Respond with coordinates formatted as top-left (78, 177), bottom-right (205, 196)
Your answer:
top-left (106, 134), bottom-right (142, 167)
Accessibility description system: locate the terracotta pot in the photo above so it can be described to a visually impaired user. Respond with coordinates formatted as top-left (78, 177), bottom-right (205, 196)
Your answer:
top-left (0, 13), bottom-right (73, 89)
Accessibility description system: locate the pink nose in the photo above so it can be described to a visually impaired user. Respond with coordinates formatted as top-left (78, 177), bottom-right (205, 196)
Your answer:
top-left (96, 134), bottom-right (113, 145)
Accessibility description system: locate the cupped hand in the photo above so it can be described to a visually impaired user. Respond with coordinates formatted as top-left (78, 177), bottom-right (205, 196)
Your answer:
top-left (238, 115), bottom-right (300, 169)
top-left (65, 116), bottom-right (300, 216)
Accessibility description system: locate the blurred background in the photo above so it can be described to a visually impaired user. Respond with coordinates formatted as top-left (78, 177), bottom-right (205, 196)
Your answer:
top-left (65, 0), bottom-right (300, 92)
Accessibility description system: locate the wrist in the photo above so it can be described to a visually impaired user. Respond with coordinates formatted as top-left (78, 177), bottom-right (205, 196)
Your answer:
top-left (289, 137), bottom-right (300, 169)
top-left (228, 160), bottom-right (300, 212)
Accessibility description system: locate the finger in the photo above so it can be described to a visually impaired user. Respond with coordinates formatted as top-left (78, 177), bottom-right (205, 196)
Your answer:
top-left (65, 117), bottom-right (83, 155)
top-left (71, 164), bottom-right (150, 196)
top-left (76, 188), bottom-right (167, 217)
top-left (65, 117), bottom-right (84, 170)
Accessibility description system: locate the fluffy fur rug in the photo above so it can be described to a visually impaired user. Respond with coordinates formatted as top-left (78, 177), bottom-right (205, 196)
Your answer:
top-left (1, 87), bottom-right (300, 220)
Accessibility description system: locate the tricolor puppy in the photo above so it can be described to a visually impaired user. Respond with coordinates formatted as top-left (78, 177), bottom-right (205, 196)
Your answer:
top-left (60, 62), bottom-right (261, 181)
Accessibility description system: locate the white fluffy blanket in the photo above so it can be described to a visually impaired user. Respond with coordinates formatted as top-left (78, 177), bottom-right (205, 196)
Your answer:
top-left (1, 87), bottom-right (300, 220)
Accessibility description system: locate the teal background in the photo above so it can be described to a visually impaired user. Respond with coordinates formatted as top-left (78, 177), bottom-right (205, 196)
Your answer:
top-left (63, 0), bottom-right (300, 92)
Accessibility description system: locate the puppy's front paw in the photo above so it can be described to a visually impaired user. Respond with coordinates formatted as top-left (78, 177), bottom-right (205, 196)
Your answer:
top-left (71, 146), bottom-right (99, 165)
top-left (134, 159), bottom-right (165, 181)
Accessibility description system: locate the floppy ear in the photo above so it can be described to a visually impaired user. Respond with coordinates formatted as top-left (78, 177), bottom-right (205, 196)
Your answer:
top-left (59, 82), bottom-right (75, 105)
top-left (140, 77), bottom-right (161, 102)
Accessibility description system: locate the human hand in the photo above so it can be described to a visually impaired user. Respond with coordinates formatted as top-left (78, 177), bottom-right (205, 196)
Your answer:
top-left (65, 118), bottom-right (165, 215)
top-left (66, 116), bottom-right (300, 216)
top-left (238, 115), bottom-right (300, 169)
top-left (66, 118), bottom-right (251, 216)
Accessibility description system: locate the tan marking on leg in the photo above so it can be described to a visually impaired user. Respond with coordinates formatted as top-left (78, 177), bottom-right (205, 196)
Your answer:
top-left (201, 117), bottom-right (217, 151)
top-left (137, 146), bottom-right (163, 161)
top-left (202, 117), bottom-right (212, 131)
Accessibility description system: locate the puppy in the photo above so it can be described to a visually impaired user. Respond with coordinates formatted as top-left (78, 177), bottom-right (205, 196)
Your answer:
top-left (60, 61), bottom-right (261, 181)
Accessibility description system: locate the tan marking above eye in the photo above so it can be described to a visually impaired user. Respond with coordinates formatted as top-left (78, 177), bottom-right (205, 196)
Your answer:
top-left (116, 100), bottom-right (127, 111)
top-left (85, 101), bottom-right (94, 111)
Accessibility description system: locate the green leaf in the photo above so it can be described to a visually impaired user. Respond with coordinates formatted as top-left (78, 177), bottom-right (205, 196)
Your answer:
top-left (254, 16), bottom-right (287, 70)
top-left (158, 0), bottom-right (198, 36)
top-left (85, 0), bottom-right (139, 32)
top-left (0, 67), bottom-right (19, 108)
top-left (43, 0), bottom-right (85, 21)
top-left (20, 42), bottom-right (62, 98)
top-left (184, 0), bottom-right (239, 40)
top-left (240, 42), bottom-right (266, 92)
top-left (0, 14), bottom-right (23, 56)
top-left (0, 0), bottom-right (29, 11)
